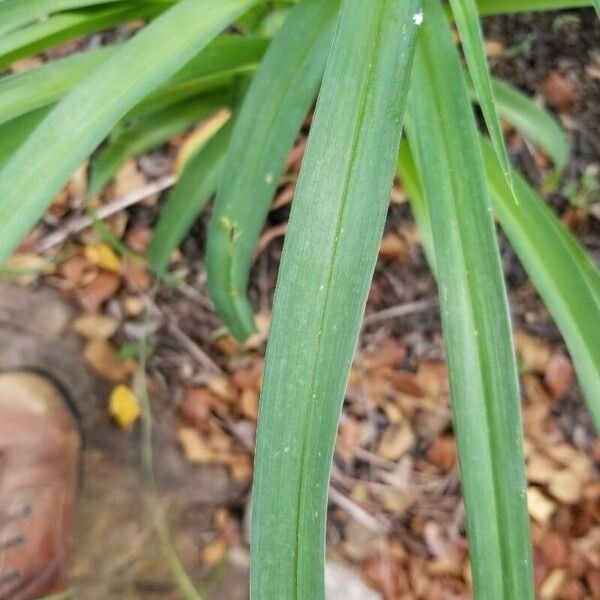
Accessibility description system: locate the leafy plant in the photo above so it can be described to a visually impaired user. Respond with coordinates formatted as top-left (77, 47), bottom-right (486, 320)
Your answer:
top-left (0, 0), bottom-right (598, 598)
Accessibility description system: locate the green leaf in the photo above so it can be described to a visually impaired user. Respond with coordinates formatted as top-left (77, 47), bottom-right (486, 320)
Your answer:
top-left (477, 78), bottom-right (570, 171)
top-left (206, 0), bottom-right (340, 341)
top-left (0, 0), bottom-right (259, 268)
top-left (251, 0), bottom-right (420, 597)
top-left (450, 0), bottom-right (515, 196)
top-left (149, 122), bottom-right (232, 275)
top-left (482, 140), bottom-right (600, 429)
top-left (0, 3), bottom-right (169, 70)
top-left (0, 107), bottom-right (50, 171)
top-left (127, 34), bottom-right (269, 120)
top-left (0, 0), bottom-right (132, 38)
top-left (476, 0), bottom-right (591, 14)
top-left (396, 141), bottom-right (436, 275)
top-left (0, 47), bottom-right (115, 126)
top-left (404, 1), bottom-right (533, 598)
top-left (89, 93), bottom-right (228, 195)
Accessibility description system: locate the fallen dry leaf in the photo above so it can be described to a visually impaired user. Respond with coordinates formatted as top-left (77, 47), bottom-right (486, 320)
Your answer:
top-left (540, 72), bottom-right (577, 112)
top-left (72, 314), bottom-right (119, 339)
top-left (528, 486), bottom-right (557, 523)
top-left (377, 422), bottom-right (415, 461)
top-left (426, 435), bottom-right (457, 472)
top-left (75, 271), bottom-right (120, 313)
top-left (539, 568), bottom-right (567, 600)
top-left (362, 339), bottom-right (407, 371)
top-left (177, 427), bottom-right (215, 463)
top-left (240, 388), bottom-right (259, 421)
top-left (544, 354), bottom-right (574, 400)
top-left (121, 259), bottom-right (151, 292)
top-left (108, 384), bottom-right (140, 429)
top-left (84, 339), bottom-right (136, 382)
top-left (516, 331), bottom-right (552, 373)
top-left (548, 469), bottom-right (584, 505)
top-left (379, 231), bottom-right (408, 262)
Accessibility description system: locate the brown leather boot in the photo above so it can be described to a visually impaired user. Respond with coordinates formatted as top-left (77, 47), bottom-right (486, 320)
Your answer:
top-left (0, 372), bottom-right (80, 600)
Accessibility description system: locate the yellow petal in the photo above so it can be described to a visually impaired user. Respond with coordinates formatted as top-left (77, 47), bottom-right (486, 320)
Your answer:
top-left (109, 384), bottom-right (140, 429)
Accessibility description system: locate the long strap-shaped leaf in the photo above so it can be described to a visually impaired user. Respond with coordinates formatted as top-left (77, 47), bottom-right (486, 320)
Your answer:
top-left (0, 0), bottom-right (129, 38)
top-left (0, 47), bottom-right (115, 126)
top-left (404, 1), bottom-right (534, 598)
top-left (206, 0), bottom-right (340, 342)
top-left (482, 78), bottom-right (569, 172)
top-left (149, 123), bottom-right (232, 275)
top-left (481, 141), bottom-right (600, 429)
top-left (0, 0), bottom-right (259, 268)
top-left (476, 0), bottom-right (590, 14)
top-left (251, 1), bottom-right (420, 597)
top-left (450, 0), bottom-right (515, 194)
top-left (0, 3), bottom-right (170, 70)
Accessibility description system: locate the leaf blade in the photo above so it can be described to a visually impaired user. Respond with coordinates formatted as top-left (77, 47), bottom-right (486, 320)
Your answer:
top-left (206, 0), bottom-right (341, 341)
top-left (0, 0), bottom-right (259, 267)
top-left (450, 0), bottom-right (515, 193)
top-left (482, 140), bottom-right (600, 429)
top-left (251, 0), bottom-right (421, 597)
top-left (404, 1), bottom-right (534, 598)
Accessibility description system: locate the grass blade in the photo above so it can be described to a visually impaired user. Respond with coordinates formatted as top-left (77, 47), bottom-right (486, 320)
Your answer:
top-left (206, 0), bottom-right (341, 341)
top-left (404, 1), bottom-right (534, 598)
top-left (89, 94), bottom-right (228, 195)
top-left (450, 0), bottom-right (515, 195)
top-left (251, 0), bottom-right (421, 597)
top-left (0, 47), bottom-right (115, 126)
top-left (0, 0), bottom-right (259, 268)
top-left (149, 122), bottom-right (232, 275)
top-left (482, 140), bottom-right (600, 428)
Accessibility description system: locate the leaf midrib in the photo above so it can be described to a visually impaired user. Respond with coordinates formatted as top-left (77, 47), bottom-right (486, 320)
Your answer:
top-left (292, 2), bottom-right (386, 596)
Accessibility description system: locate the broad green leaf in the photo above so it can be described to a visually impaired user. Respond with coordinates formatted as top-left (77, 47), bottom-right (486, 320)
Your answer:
top-left (149, 122), bottom-right (232, 275)
top-left (404, 1), bottom-right (533, 598)
top-left (450, 0), bottom-right (515, 196)
top-left (251, 0), bottom-right (420, 597)
top-left (482, 140), bottom-right (600, 429)
top-left (89, 93), bottom-right (228, 195)
top-left (476, 0), bottom-right (590, 14)
top-left (594, 0), bottom-right (600, 17)
top-left (476, 78), bottom-right (570, 171)
top-left (0, 0), bottom-right (259, 268)
top-left (0, 0), bottom-right (133, 38)
top-left (0, 47), bottom-right (114, 126)
top-left (0, 3), bottom-right (169, 69)
top-left (206, 0), bottom-right (340, 342)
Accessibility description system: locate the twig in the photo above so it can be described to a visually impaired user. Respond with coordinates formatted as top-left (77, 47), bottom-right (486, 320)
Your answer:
top-left (362, 297), bottom-right (438, 327)
top-left (328, 486), bottom-right (389, 534)
top-left (165, 315), bottom-right (224, 376)
top-left (36, 175), bottom-right (176, 252)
